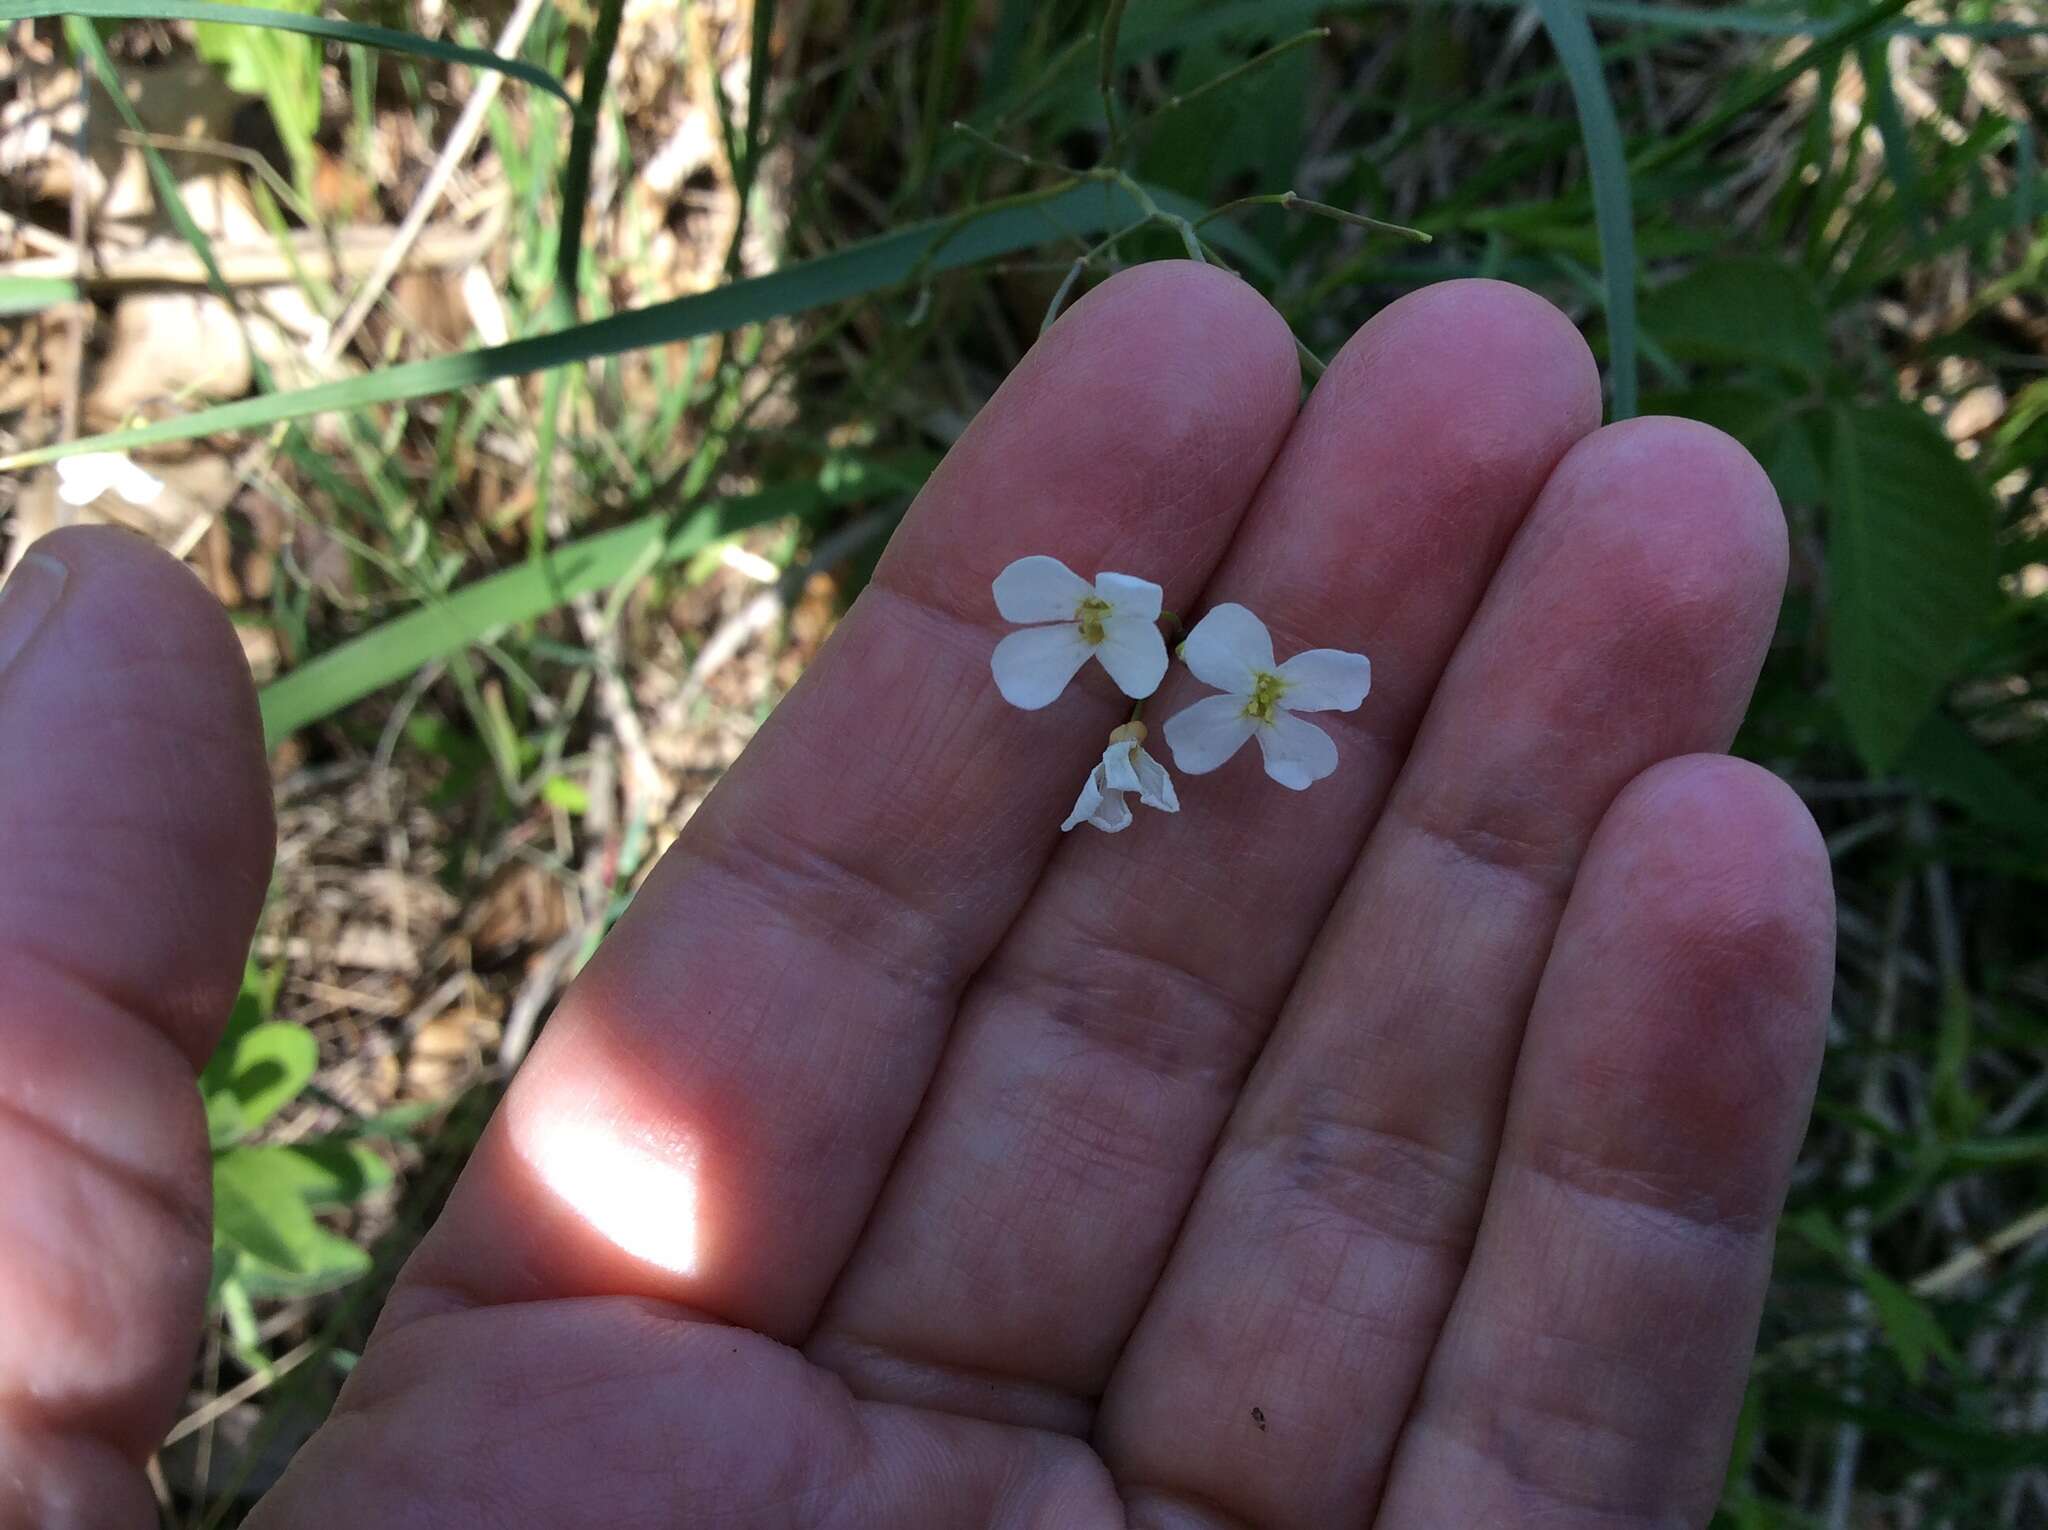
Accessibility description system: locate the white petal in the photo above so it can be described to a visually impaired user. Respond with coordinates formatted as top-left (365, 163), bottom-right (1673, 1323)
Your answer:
top-left (1099, 743), bottom-right (1176, 814)
top-left (55, 454), bottom-right (118, 506)
top-left (1256, 711), bottom-right (1339, 790)
top-left (1180, 603), bottom-right (1274, 694)
top-left (1164, 693), bottom-right (1258, 775)
top-left (1276, 647), bottom-right (1372, 712)
top-left (992, 624), bottom-right (1092, 709)
top-left (1093, 614), bottom-right (1169, 699)
top-left (1089, 788), bottom-right (1135, 832)
top-left (1062, 765), bottom-right (1110, 831)
top-left (1093, 570), bottom-right (1162, 623)
top-left (1065, 766), bottom-right (1134, 833)
top-left (993, 555), bottom-right (1092, 623)
top-left (110, 458), bottom-right (165, 507)
top-left (1129, 746), bottom-right (1180, 813)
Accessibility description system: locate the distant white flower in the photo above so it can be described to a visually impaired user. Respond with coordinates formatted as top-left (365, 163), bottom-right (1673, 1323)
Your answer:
top-left (56, 452), bottom-right (165, 509)
top-left (1064, 721), bottom-right (1179, 832)
top-left (991, 555), bottom-right (1169, 709)
top-left (1163, 603), bottom-right (1372, 790)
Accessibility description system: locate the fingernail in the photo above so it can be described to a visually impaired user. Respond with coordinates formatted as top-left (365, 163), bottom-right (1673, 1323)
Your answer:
top-left (0, 552), bottom-right (68, 679)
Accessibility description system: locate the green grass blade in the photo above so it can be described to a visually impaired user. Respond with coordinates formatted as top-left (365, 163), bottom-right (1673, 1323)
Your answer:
top-left (68, 16), bottom-right (278, 392)
top-left (0, 0), bottom-right (573, 103)
top-left (551, 0), bottom-right (624, 314)
top-left (532, 0), bottom-right (625, 559)
top-left (735, 0), bottom-right (778, 237)
top-left (0, 180), bottom-right (1152, 471)
top-left (1858, 37), bottom-right (1925, 235)
top-left (0, 276), bottom-right (76, 315)
top-left (1532, 0), bottom-right (1637, 419)
top-left (257, 455), bottom-right (930, 745)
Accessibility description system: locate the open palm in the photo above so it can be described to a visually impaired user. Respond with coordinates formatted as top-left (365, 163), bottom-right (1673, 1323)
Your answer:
top-left (2, 267), bottom-right (1833, 1530)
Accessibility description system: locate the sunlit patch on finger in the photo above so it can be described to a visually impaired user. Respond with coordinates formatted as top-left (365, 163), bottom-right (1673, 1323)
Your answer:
top-left (515, 1102), bottom-right (701, 1278)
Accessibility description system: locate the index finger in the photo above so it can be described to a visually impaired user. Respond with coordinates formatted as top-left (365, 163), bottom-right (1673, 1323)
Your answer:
top-left (390, 262), bottom-right (1302, 1339)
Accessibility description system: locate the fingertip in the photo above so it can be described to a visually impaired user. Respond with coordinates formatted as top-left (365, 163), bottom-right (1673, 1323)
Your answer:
top-left (1053, 258), bottom-right (1300, 409)
top-left (1, 526), bottom-right (272, 1066)
top-left (881, 260), bottom-right (1301, 625)
top-left (1328, 278), bottom-right (1603, 464)
top-left (1569, 414), bottom-right (1789, 595)
top-left (1575, 754), bottom-right (1834, 1149)
top-left (1601, 752), bottom-right (1834, 987)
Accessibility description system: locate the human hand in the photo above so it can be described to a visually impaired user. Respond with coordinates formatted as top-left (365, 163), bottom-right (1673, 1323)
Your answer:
top-left (0, 266), bottom-right (1832, 1529)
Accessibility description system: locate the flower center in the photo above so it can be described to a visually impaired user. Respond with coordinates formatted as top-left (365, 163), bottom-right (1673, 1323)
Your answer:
top-left (1243, 670), bottom-right (1288, 724)
top-left (1076, 594), bottom-right (1113, 645)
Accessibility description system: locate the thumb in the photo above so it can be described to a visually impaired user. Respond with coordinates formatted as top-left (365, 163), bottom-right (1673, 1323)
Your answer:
top-left (0, 527), bottom-right (272, 1527)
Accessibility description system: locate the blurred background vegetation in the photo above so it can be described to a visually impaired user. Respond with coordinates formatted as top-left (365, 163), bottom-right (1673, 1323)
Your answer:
top-left (0, 0), bottom-right (2043, 1524)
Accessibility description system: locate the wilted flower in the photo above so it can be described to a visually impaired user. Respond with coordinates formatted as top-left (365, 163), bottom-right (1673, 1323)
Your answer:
top-left (1064, 721), bottom-right (1179, 832)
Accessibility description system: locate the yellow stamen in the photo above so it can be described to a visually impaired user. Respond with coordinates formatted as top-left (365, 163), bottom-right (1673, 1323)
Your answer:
top-left (1243, 670), bottom-right (1288, 724)
top-left (1076, 594), bottom-right (1113, 645)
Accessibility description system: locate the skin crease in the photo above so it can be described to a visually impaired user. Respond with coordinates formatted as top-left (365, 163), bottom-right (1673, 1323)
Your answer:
top-left (0, 266), bottom-right (1833, 1530)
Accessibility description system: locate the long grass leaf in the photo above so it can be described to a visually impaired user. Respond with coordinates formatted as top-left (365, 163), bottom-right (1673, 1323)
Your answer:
top-left (0, 180), bottom-right (1151, 471)
top-left (0, 275), bottom-right (76, 315)
top-left (1532, 0), bottom-right (1637, 419)
top-left (0, 0), bottom-right (572, 102)
top-left (531, 0), bottom-right (625, 559)
top-left (67, 17), bottom-right (278, 393)
top-left (257, 456), bottom-right (930, 744)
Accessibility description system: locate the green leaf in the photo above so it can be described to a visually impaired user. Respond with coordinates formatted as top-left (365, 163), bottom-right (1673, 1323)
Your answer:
top-left (216, 1021), bottom-right (319, 1133)
top-left (0, 180), bottom-right (1171, 471)
top-left (228, 1226), bottom-right (371, 1298)
top-left (1826, 403), bottom-right (1997, 772)
top-left (212, 1144), bottom-right (326, 1272)
top-left (541, 775), bottom-right (591, 814)
top-left (229, 1142), bottom-right (393, 1209)
top-left (1898, 715), bottom-right (2048, 859)
top-left (1861, 1267), bottom-right (1957, 1384)
top-left (0, 276), bottom-right (76, 315)
top-left (2, 0), bottom-right (573, 103)
top-left (1640, 258), bottom-right (1828, 378)
top-left (255, 454), bottom-right (930, 744)
top-left (1532, 0), bottom-right (1638, 419)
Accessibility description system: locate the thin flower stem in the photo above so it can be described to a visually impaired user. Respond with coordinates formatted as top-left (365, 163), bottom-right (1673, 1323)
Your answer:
top-left (1158, 29), bottom-right (1330, 121)
top-left (1197, 190), bottom-right (1432, 244)
top-left (1041, 216), bottom-right (1150, 333)
top-left (1098, 0), bottom-right (1130, 155)
top-left (948, 120), bottom-right (1072, 180)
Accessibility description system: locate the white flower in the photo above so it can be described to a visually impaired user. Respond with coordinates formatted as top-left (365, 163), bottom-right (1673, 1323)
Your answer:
top-left (1163, 603), bottom-right (1372, 790)
top-left (1063, 722), bottom-right (1179, 832)
top-left (990, 555), bottom-right (1169, 709)
top-left (55, 452), bottom-right (165, 509)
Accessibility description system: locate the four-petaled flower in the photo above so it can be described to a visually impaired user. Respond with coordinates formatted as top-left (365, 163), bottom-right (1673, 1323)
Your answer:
top-left (990, 555), bottom-right (1169, 710)
top-left (1064, 721), bottom-right (1179, 833)
top-left (1164, 603), bottom-right (1372, 790)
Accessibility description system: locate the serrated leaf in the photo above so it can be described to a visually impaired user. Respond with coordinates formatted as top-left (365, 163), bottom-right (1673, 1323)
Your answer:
top-left (1827, 402), bottom-right (1997, 772)
top-left (1640, 258), bottom-right (1828, 378)
top-left (1899, 715), bottom-right (2048, 858)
